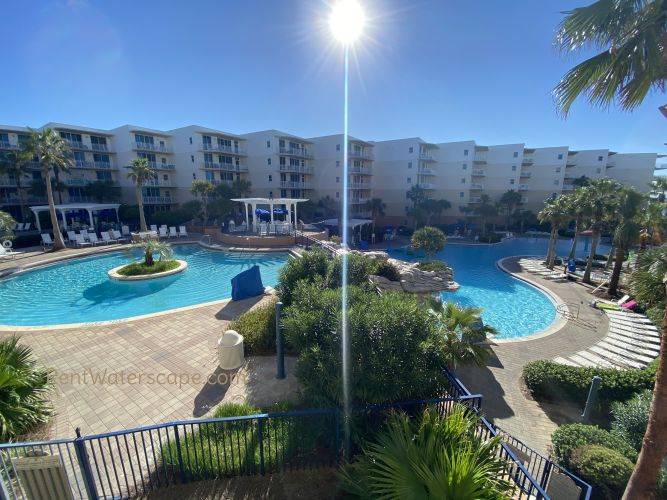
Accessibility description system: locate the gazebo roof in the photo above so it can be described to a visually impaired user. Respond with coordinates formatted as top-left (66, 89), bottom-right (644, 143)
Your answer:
top-left (231, 198), bottom-right (309, 204)
top-left (29, 203), bottom-right (121, 212)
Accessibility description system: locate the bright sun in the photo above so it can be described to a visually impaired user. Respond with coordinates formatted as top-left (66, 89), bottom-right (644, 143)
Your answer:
top-left (329, 0), bottom-right (365, 44)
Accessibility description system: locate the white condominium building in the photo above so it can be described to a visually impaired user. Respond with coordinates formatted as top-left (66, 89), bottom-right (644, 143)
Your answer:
top-left (310, 134), bottom-right (374, 218)
top-left (0, 121), bottom-right (657, 225)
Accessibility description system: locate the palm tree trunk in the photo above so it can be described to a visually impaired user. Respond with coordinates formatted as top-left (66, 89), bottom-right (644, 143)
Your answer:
top-left (545, 227), bottom-right (556, 266)
top-left (605, 245), bottom-right (615, 270)
top-left (607, 246), bottom-right (625, 296)
top-left (44, 169), bottom-right (65, 250)
top-left (622, 294), bottom-right (667, 499)
top-left (17, 179), bottom-right (26, 222)
top-left (567, 220), bottom-right (580, 261)
top-left (136, 185), bottom-right (147, 232)
top-left (583, 231), bottom-right (600, 284)
top-left (202, 199), bottom-right (208, 233)
top-left (547, 227), bottom-right (559, 269)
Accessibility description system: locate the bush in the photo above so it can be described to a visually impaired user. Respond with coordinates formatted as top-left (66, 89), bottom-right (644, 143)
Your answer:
top-left (283, 283), bottom-right (451, 408)
top-left (373, 260), bottom-right (400, 281)
top-left (411, 226), bottom-right (446, 259)
top-left (570, 445), bottom-right (634, 500)
top-left (117, 260), bottom-right (180, 276)
top-left (10, 233), bottom-right (42, 249)
top-left (150, 208), bottom-right (195, 227)
top-left (0, 337), bottom-right (52, 439)
top-left (326, 253), bottom-right (379, 288)
top-left (551, 423), bottom-right (637, 468)
top-left (522, 360), bottom-right (656, 406)
top-left (229, 299), bottom-right (278, 355)
top-left (416, 260), bottom-right (448, 272)
top-left (276, 249), bottom-right (330, 305)
top-left (611, 389), bottom-right (652, 451)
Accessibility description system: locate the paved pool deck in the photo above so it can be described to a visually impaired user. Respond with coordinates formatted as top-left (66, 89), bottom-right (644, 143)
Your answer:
top-left (457, 256), bottom-right (609, 454)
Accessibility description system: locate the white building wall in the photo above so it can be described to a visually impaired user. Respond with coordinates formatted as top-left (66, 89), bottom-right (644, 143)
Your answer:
top-left (519, 147), bottom-right (569, 212)
top-left (606, 153), bottom-right (656, 193)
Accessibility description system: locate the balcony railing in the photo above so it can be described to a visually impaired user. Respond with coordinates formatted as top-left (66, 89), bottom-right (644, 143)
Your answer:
top-left (210, 179), bottom-right (233, 187)
top-left (65, 178), bottom-right (89, 186)
top-left (520, 171), bottom-right (532, 178)
top-left (280, 181), bottom-right (313, 189)
top-left (75, 160), bottom-right (94, 169)
top-left (349, 165), bottom-right (372, 175)
top-left (470, 183), bottom-right (484, 190)
top-left (349, 182), bottom-right (372, 189)
top-left (418, 152), bottom-right (435, 162)
top-left (147, 161), bottom-right (175, 170)
top-left (279, 164), bottom-right (313, 175)
top-left (349, 150), bottom-right (374, 160)
top-left (472, 169), bottom-right (485, 176)
top-left (473, 154), bottom-right (487, 163)
top-left (0, 178), bottom-right (17, 187)
top-left (418, 167), bottom-right (435, 176)
top-left (518, 184), bottom-right (529, 191)
top-left (202, 143), bottom-right (247, 155)
top-left (562, 184), bottom-right (574, 191)
top-left (144, 179), bottom-right (174, 187)
top-left (66, 140), bottom-right (88, 150)
top-left (1, 195), bottom-right (46, 205)
top-left (91, 143), bottom-right (110, 152)
top-left (0, 141), bottom-right (19, 150)
top-left (279, 147), bottom-right (313, 159)
top-left (133, 142), bottom-right (172, 154)
top-left (68, 195), bottom-right (93, 203)
top-left (202, 162), bottom-right (248, 172)
top-left (417, 182), bottom-right (436, 190)
top-left (142, 195), bottom-right (173, 204)
top-left (93, 161), bottom-right (114, 169)
top-left (522, 157), bottom-right (534, 165)
top-left (469, 196), bottom-right (482, 203)
top-left (350, 197), bottom-right (371, 204)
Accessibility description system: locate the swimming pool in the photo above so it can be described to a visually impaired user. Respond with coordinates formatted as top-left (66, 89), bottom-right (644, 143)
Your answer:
top-left (0, 245), bottom-right (288, 327)
top-left (389, 237), bottom-right (605, 340)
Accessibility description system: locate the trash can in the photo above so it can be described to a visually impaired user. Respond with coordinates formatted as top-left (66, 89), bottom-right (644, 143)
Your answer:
top-left (218, 330), bottom-right (244, 370)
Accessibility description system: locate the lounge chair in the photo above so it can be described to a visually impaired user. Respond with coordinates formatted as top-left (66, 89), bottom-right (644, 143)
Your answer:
top-left (41, 233), bottom-right (54, 249)
top-left (74, 234), bottom-right (90, 247)
top-left (15, 222), bottom-right (24, 231)
top-left (23, 222), bottom-right (31, 231)
top-left (178, 226), bottom-right (188, 238)
top-left (66, 231), bottom-right (77, 245)
top-left (150, 224), bottom-right (158, 232)
top-left (112, 229), bottom-right (128, 242)
top-left (169, 226), bottom-right (178, 238)
top-left (0, 244), bottom-right (16, 260)
top-left (88, 233), bottom-right (100, 245)
top-left (228, 220), bottom-right (236, 232)
top-left (159, 227), bottom-right (168, 239)
top-left (122, 225), bottom-right (130, 237)
top-left (101, 232), bottom-right (117, 244)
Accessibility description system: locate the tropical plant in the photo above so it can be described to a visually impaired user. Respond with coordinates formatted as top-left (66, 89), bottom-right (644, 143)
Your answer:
top-left (231, 178), bottom-right (252, 197)
top-left (125, 157), bottom-right (156, 232)
top-left (363, 197), bottom-right (385, 233)
top-left (0, 148), bottom-right (33, 221)
top-left (421, 198), bottom-right (452, 226)
top-left (190, 179), bottom-right (214, 230)
top-left (84, 180), bottom-right (121, 203)
top-left (553, 0), bottom-right (667, 115)
top-left (317, 195), bottom-right (339, 218)
top-left (24, 129), bottom-right (73, 250)
top-left (572, 175), bottom-right (591, 188)
top-left (340, 405), bottom-right (512, 499)
top-left (566, 188), bottom-right (590, 261)
top-left (538, 194), bottom-right (570, 269)
top-left (473, 194), bottom-right (498, 237)
top-left (406, 184), bottom-right (428, 226)
top-left (498, 190), bottom-right (523, 229)
top-left (428, 300), bottom-right (493, 367)
top-left (629, 245), bottom-right (667, 324)
top-left (136, 240), bottom-right (173, 267)
top-left (411, 226), bottom-right (446, 260)
top-left (0, 210), bottom-right (16, 241)
top-left (612, 389), bottom-right (653, 451)
top-left (0, 336), bottom-right (52, 440)
top-left (639, 199), bottom-right (667, 246)
top-left (513, 209), bottom-right (538, 233)
top-left (607, 187), bottom-right (644, 296)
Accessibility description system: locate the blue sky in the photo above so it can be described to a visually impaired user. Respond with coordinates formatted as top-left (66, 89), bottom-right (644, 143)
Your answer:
top-left (1, 0), bottom-right (664, 164)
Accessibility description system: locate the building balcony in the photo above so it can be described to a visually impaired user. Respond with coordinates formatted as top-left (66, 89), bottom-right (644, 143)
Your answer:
top-left (562, 184), bottom-right (574, 191)
top-left (350, 197), bottom-right (371, 204)
top-left (279, 164), bottom-right (313, 175)
top-left (418, 167), bottom-right (435, 176)
top-left (522, 157), bottom-right (534, 165)
top-left (0, 141), bottom-right (19, 150)
top-left (202, 143), bottom-right (247, 155)
top-left (133, 142), bottom-right (172, 154)
top-left (348, 182), bottom-right (372, 189)
top-left (280, 181), bottom-right (313, 189)
top-left (210, 179), bottom-right (233, 187)
top-left (93, 161), bottom-right (114, 169)
top-left (65, 178), bottom-right (89, 186)
top-left (566, 162), bottom-right (576, 168)
top-left (144, 179), bottom-right (175, 187)
top-left (473, 153), bottom-right (487, 164)
top-left (469, 196), bottom-right (482, 203)
top-left (520, 171), bottom-right (532, 178)
top-left (518, 184), bottom-right (529, 191)
top-left (472, 169), bottom-right (485, 177)
top-left (142, 195), bottom-right (173, 204)
top-left (147, 161), bottom-right (176, 170)
top-left (470, 183), bottom-right (484, 190)
top-left (0, 178), bottom-right (17, 187)
top-left (1, 195), bottom-right (46, 205)
top-left (349, 165), bottom-right (372, 175)
top-left (417, 182), bottom-right (436, 190)
top-left (66, 140), bottom-right (88, 150)
top-left (74, 160), bottom-right (95, 169)
top-left (279, 147), bottom-right (313, 159)
top-left (91, 143), bottom-right (111, 153)
top-left (68, 195), bottom-right (94, 203)
top-left (349, 150), bottom-right (374, 160)
top-left (418, 152), bottom-right (436, 162)
top-left (202, 162), bottom-right (248, 172)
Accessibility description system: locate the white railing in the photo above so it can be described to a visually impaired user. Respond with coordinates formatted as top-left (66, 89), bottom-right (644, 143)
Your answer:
top-left (472, 169), bottom-right (485, 176)
top-left (279, 164), bottom-right (314, 174)
top-left (469, 196), bottom-right (482, 203)
top-left (142, 195), bottom-right (173, 204)
top-left (418, 152), bottom-right (434, 161)
top-left (518, 184), bottom-right (529, 191)
top-left (470, 183), bottom-right (484, 190)
top-left (349, 182), bottom-right (371, 189)
top-left (134, 142), bottom-right (172, 153)
top-left (417, 182), bottom-right (435, 189)
top-left (66, 140), bottom-right (88, 150)
top-left (0, 141), bottom-right (19, 150)
top-left (280, 181), bottom-right (313, 189)
top-left (146, 161), bottom-right (175, 170)
top-left (203, 162), bottom-right (248, 172)
top-left (349, 150), bottom-right (374, 160)
top-left (279, 147), bottom-right (313, 158)
top-left (202, 143), bottom-right (247, 155)
top-left (91, 143), bottom-right (110, 152)
top-left (520, 171), bottom-right (532, 178)
top-left (350, 197), bottom-right (371, 204)
top-left (473, 153), bottom-right (487, 163)
top-left (522, 156), bottom-right (534, 164)
top-left (418, 167), bottom-right (435, 175)
top-left (0, 178), bottom-right (17, 187)
top-left (75, 160), bottom-right (94, 168)
top-left (65, 178), bottom-right (88, 186)
top-left (349, 165), bottom-right (372, 175)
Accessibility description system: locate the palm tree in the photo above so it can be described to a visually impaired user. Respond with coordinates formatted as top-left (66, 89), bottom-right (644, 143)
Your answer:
top-left (125, 157), bottom-right (155, 232)
top-left (190, 180), bottom-right (214, 231)
top-left (411, 226), bottom-right (446, 261)
top-left (639, 199), bottom-right (667, 246)
top-left (538, 195), bottom-right (571, 269)
top-left (554, 0), bottom-right (667, 115)
top-left (607, 188), bottom-right (644, 296)
top-left (0, 210), bottom-right (16, 240)
top-left (136, 240), bottom-right (172, 267)
top-left (363, 197), bottom-right (385, 234)
top-left (0, 149), bottom-right (33, 221)
top-left (498, 190), bottom-right (523, 229)
top-left (25, 129), bottom-right (73, 250)
top-left (406, 185), bottom-right (428, 227)
top-left (422, 198), bottom-right (452, 226)
top-left (580, 179), bottom-right (619, 283)
top-left (514, 209), bottom-right (537, 234)
top-left (317, 195), bottom-right (339, 218)
top-left (340, 405), bottom-right (512, 499)
top-left (566, 188), bottom-right (589, 261)
top-left (231, 178), bottom-right (252, 197)
top-left (473, 194), bottom-right (498, 237)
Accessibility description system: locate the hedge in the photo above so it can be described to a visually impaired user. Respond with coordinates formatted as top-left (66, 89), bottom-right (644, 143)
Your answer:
top-left (229, 298), bottom-right (278, 355)
top-left (551, 423), bottom-right (637, 468)
top-left (522, 360), bottom-right (656, 406)
top-left (570, 445), bottom-right (634, 500)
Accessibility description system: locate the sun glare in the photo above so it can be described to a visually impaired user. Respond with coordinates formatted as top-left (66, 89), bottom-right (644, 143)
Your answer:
top-left (329, 0), bottom-right (365, 44)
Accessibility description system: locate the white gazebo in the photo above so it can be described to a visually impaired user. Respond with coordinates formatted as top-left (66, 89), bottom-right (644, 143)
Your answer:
top-left (231, 197), bottom-right (308, 232)
top-left (29, 203), bottom-right (121, 232)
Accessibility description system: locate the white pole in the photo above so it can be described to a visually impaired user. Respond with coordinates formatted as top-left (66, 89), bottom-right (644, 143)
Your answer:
top-left (270, 202), bottom-right (274, 223)
top-left (87, 209), bottom-right (94, 228)
top-left (251, 203), bottom-right (257, 231)
top-left (294, 202), bottom-right (298, 229)
top-left (33, 209), bottom-right (42, 232)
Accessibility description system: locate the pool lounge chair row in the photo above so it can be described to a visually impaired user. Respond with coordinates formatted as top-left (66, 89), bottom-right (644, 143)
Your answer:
top-left (553, 308), bottom-right (659, 370)
top-left (12, 222), bottom-right (32, 232)
top-left (517, 258), bottom-right (569, 282)
top-left (149, 225), bottom-right (188, 238)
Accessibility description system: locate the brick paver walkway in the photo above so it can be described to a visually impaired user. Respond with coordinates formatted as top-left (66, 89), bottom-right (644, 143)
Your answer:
top-left (457, 257), bottom-right (609, 454)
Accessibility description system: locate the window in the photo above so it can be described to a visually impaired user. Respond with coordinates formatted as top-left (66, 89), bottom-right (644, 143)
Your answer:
top-left (267, 158), bottom-right (272, 165)
top-left (281, 189), bottom-right (287, 197)
top-left (161, 158), bottom-right (166, 164)
top-left (279, 156), bottom-right (286, 166)
top-left (159, 140), bottom-right (165, 148)
top-left (163, 174), bottom-right (168, 181)
top-left (336, 177), bottom-right (340, 183)
top-left (202, 135), bottom-right (212, 147)
top-left (268, 175), bottom-right (272, 182)
top-left (408, 162), bottom-right (412, 169)
top-left (459, 192), bottom-right (464, 198)
top-left (409, 146), bottom-right (413, 153)
top-left (336, 144), bottom-right (340, 151)
top-left (73, 151), bottom-right (85, 164)
top-left (96, 171), bottom-right (111, 181)
top-left (205, 171), bottom-right (215, 181)
top-left (598, 156), bottom-right (603, 161)
top-left (511, 165), bottom-right (516, 171)
top-left (405, 206), bottom-right (409, 213)
top-left (189, 137), bottom-right (192, 144)
top-left (555, 167), bottom-right (561, 172)
top-left (407, 177), bottom-right (412, 183)
top-left (557, 153), bottom-right (563, 160)
top-left (336, 192), bottom-right (339, 198)
top-left (336, 160), bottom-right (340, 167)
top-left (462, 164), bottom-right (467, 170)
top-left (463, 149), bottom-right (469, 156)
top-left (554, 180), bottom-right (559, 185)
top-left (191, 155), bottom-right (194, 163)
top-left (596, 167), bottom-right (602, 173)
top-left (513, 151), bottom-right (519, 158)
top-left (510, 179), bottom-right (515, 185)
top-left (269, 191), bottom-right (273, 198)
top-left (461, 178), bottom-right (466, 184)
top-left (267, 140), bottom-right (271, 148)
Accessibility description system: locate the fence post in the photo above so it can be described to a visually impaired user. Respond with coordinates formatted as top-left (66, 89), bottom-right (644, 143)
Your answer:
top-left (275, 301), bottom-right (285, 379)
top-left (73, 428), bottom-right (98, 500)
top-left (173, 425), bottom-right (187, 484)
top-left (581, 375), bottom-right (601, 423)
top-left (540, 458), bottom-right (553, 490)
top-left (257, 419), bottom-right (266, 475)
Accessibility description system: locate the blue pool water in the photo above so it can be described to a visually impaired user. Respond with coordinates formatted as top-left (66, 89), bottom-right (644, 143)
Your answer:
top-left (389, 237), bottom-right (605, 339)
top-left (0, 245), bottom-right (288, 326)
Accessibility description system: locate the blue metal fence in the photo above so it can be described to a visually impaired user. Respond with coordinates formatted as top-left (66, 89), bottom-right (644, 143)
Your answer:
top-left (0, 368), bottom-right (591, 499)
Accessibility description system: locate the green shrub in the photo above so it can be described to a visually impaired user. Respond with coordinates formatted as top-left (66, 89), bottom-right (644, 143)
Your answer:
top-left (116, 260), bottom-right (180, 276)
top-left (611, 389), bottom-right (652, 451)
top-left (213, 402), bottom-right (260, 418)
top-left (570, 445), bottom-right (633, 500)
top-left (11, 233), bottom-right (42, 249)
top-left (411, 226), bottom-right (446, 259)
top-left (416, 260), bottom-right (448, 272)
top-left (326, 253), bottom-right (379, 288)
top-left (373, 260), bottom-right (401, 281)
top-left (276, 249), bottom-right (330, 305)
top-left (477, 234), bottom-right (501, 243)
top-left (229, 299), bottom-right (278, 355)
top-left (551, 423), bottom-right (637, 468)
top-left (283, 283), bottom-right (451, 408)
top-left (0, 337), bottom-right (52, 439)
top-left (522, 360), bottom-right (656, 406)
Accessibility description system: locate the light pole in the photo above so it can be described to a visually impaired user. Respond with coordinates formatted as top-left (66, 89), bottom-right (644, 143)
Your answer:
top-left (329, 0), bottom-right (365, 456)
